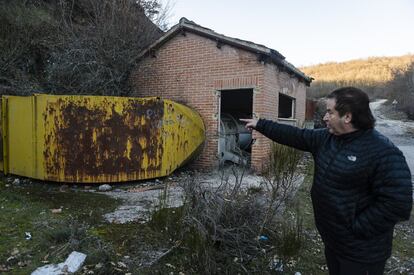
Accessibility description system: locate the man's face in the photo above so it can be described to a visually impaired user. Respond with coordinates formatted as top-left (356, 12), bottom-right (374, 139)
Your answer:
top-left (323, 98), bottom-right (349, 135)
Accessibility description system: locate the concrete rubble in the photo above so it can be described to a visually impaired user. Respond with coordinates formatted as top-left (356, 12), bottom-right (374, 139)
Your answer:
top-left (31, 251), bottom-right (87, 275)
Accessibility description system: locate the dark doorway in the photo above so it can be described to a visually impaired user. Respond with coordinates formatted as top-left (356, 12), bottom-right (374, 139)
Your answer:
top-left (219, 89), bottom-right (253, 165)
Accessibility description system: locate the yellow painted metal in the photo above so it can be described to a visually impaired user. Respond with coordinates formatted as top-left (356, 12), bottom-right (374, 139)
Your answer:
top-left (0, 98), bottom-right (3, 171)
top-left (2, 96), bottom-right (35, 177)
top-left (1, 98), bottom-right (6, 172)
top-left (1, 94), bottom-right (205, 183)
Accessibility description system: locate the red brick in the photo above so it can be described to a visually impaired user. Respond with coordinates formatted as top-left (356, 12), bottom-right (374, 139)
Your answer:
top-left (130, 32), bottom-right (307, 171)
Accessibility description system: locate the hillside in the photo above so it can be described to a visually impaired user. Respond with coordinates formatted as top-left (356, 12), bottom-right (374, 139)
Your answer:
top-left (0, 0), bottom-right (164, 96)
top-left (301, 55), bottom-right (414, 119)
top-left (301, 55), bottom-right (414, 99)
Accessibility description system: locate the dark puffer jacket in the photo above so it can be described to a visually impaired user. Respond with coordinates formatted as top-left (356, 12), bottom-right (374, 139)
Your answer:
top-left (256, 119), bottom-right (413, 263)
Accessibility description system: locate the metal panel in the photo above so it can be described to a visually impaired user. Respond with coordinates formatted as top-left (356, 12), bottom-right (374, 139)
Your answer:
top-left (0, 98), bottom-right (4, 171)
top-left (1, 94), bottom-right (205, 183)
top-left (2, 96), bottom-right (35, 177)
top-left (1, 97), bottom-right (7, 173)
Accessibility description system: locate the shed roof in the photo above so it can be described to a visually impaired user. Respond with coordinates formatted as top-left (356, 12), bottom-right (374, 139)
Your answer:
top-left (137, 18), bottom-right (312, 85)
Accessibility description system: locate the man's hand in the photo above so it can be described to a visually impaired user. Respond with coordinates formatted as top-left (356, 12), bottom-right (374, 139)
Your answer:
top-left (240, 118), bottom-right (258, 130)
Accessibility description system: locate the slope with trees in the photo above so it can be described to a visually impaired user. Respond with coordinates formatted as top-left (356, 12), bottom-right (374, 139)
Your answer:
top-left (302, 55), bottom-right (414, 119)
top-left (0, 0), bottom-right (168, 96)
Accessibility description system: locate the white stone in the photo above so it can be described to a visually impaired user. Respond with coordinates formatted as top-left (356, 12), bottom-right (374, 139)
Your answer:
top-left (98, 184), bottom-right (112, 191)
top-left (31, 251), bottom-right (87, 275)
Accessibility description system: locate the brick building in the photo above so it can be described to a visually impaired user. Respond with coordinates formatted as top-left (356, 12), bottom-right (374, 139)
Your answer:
top-left (130, 18), bottom-right (312, 171)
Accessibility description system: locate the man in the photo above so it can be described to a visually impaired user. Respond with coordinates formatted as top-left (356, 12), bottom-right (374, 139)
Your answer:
top-left (241, 87), bottom-right (413, 275)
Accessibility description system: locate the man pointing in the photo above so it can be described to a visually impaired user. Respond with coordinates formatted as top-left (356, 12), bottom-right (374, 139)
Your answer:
top-left (241, 87), bottom-right (413, 275)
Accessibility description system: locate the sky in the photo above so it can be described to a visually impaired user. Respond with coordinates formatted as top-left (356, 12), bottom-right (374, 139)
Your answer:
top-left (161, 0), bottom-right (414, 67)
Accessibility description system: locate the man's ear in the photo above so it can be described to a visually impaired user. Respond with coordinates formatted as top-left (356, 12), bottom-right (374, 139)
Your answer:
top-left (344, 112), bottom-right (352, 124)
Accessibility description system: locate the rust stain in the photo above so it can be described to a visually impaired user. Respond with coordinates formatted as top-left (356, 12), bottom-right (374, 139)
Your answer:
top-left (43, 97), bottom-right (164, 181)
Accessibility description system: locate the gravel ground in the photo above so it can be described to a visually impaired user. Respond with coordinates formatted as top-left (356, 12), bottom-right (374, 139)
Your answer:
top-left (371, 99), bottom-right (414, 178)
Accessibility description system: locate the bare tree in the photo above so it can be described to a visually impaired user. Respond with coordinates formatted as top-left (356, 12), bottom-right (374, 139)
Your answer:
top-left (47, 0), bottom-right (166, 95)
top-left (0, 1), bottom-right (55, 95)
top-left (0, 0), bottom-right (168, 96)
top-left (387, 63), bottom-right (414, 119)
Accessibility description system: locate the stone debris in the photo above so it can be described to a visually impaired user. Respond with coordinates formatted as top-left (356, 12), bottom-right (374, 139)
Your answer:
top-left (103, 187), bottom-right (184, 224)
top-left (51, 208), bottom-right (63, 214)
top-left (31, 251), bottom-right (87, 275)
top-left (11, 248), bottom-right (19, 256)
top-left (98, 184), bottom-right (112, 191)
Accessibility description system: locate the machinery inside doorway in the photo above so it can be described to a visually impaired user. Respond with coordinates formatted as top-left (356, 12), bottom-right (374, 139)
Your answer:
top-left (219, 89), bottom-right (253, 165)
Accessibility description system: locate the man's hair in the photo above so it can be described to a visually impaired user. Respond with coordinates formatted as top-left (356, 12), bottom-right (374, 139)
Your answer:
top-left (327, 87), bottom-right (375, 130)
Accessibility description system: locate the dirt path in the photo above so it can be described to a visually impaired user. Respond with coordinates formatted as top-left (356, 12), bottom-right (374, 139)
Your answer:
top-left (370, 99), bottom-right (414, 180)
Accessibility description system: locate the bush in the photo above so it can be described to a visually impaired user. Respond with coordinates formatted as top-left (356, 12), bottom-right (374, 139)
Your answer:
top-left (149, 144), bottom-right (306, 274)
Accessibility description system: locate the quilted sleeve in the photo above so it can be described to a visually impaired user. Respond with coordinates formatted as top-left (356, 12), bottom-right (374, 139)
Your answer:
top-left (255, 118), bottom-right (328, 153)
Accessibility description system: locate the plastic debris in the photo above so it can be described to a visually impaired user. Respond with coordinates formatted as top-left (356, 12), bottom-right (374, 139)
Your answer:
top-left (258, 235), bottom-right (268, 241)
top-left (269, 256), bottom-right (284, 272)
top-left (117, 261), bottom-right (127, 268)
top-left (25, 232), bottom-right (32, 240)
top-left (31, 251), bottom-right (87, 275)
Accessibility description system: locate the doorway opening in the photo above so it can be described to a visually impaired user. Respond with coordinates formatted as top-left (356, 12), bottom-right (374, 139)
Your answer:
top-left (219, 89), bottom-right (253, 166)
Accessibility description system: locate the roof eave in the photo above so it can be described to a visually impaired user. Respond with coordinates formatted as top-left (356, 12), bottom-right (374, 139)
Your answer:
top-left (137, 18), bottom-right (313, 86)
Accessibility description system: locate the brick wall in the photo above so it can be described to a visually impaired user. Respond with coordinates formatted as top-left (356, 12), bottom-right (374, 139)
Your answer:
top-left (130, 32), bottom-right (306, 171)
top-left (250, 64), bottom-right (307, 171)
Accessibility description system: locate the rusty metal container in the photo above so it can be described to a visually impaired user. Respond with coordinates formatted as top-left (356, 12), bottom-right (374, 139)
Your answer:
top-left (1, 94), bottom-right (205, 183)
